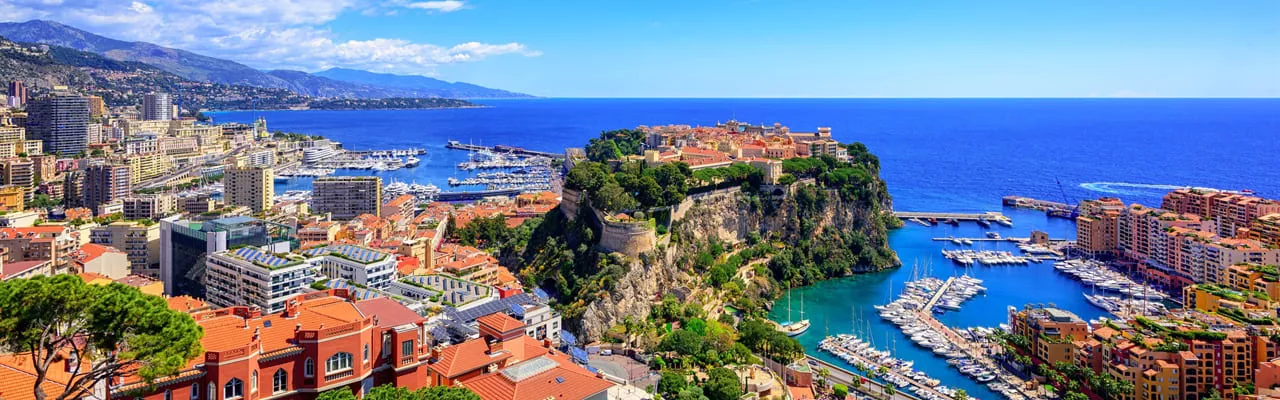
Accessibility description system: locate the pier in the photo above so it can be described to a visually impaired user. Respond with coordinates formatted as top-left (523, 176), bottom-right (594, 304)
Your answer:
top-left (446, 140), bottom-right (565, 159)
top-left (922, 277), bottom-right (955, 310)
top-left (347, 148), bottom-right (427, 157)
top-left (894, 211), bottom-right (1013, 225)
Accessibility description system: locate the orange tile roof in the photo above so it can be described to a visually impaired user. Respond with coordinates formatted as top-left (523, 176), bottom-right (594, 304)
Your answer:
top-left (461, 352), bottom-right (613, 400)
top-left (0, 353), bottom-right (77, 400)
top-left (477, 312), bottom-right (526, 334)
top-left (196, 294), bottom-right (365, 354)
top-left (167, 295), bottom-right (209, 313)
top-left (355, 297), bottom-right (424, 327)
top-left (73, 243), bottom-right (118, 264)
top-left (429, 338), bottom-right (513, 379)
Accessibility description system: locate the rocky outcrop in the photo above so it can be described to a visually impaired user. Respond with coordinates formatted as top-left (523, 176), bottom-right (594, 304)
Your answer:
top-left (578, 186), bottom-right (897, 340)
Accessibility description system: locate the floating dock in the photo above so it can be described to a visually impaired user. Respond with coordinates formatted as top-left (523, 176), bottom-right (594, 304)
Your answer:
top-left (446, 140), bottom-right (565, 159)
top-left (894, 211), bottom-right (1012, 226)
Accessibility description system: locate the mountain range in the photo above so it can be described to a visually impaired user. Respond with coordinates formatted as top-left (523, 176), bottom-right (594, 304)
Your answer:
top-left (0, 20), bottom-right (532, 99)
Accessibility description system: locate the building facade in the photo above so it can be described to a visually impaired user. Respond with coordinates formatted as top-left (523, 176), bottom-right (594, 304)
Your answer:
top-left (142, 93), bottom-right (173, 121)
top-left (25, 92), bottom-right (90, 155)
top-left (226, 163), bottom-right (275, 213)
top-left (312, 176), bottom-right (382, 221)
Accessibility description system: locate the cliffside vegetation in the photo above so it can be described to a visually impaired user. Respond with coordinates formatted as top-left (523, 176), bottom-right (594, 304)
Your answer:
top-left (459, 128), bottom-right (898, 346)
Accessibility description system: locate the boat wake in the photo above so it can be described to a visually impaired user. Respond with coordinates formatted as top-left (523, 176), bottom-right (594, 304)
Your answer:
top-left (1079, 182), bottom-right (1247, 196)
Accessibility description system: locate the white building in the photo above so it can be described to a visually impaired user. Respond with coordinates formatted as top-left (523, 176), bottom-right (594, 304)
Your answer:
top-left (517, 303), bottom-right (563, 345)
top-left (247, 149), bottom-right (276, 167)
top-left (303, 244), bottom-right (397, 289)
top-left (204, 246), bottom-right (315, 313)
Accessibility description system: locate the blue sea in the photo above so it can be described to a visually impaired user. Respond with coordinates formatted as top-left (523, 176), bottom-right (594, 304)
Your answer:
top-left (211, 98), bottom-right (1280, 399)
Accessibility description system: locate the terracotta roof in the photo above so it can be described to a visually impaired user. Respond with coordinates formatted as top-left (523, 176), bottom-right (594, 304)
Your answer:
top-left (0, 353), bottom-right (77, 400)
top-left (74, 243), bottom-right (119, 263)
top-left (477, 312), bottom-right (526, 334)
top-left (461, 352), bottom-right (613, 400)
top-left (354, 297), bottom-right (424, 327)
top-left (167, 296), bottom-right (209, 313)
top-left (1, 260), bottom-right (48, 279)
top-left (429, 339), bottom-right (512, 379)
top-left (114, 274), bottom-right (160, 288)
top-left (196, 294), bottom-right (365, 354)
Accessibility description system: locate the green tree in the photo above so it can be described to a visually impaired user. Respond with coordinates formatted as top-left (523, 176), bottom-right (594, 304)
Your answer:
top-left (677, 387), bottom-right (710, 400)
top-left (704, 367), bottom-right (743, 400)
top-left (316, 387), bottom-right (357, 400)
top-left (1063, 392), bottom-right (1089, 400)
top-left (0, 275), bottom-right (204, 400)
top-left (953, 389), bottom-right (969, 400)
top-left (832, 384), bottom-right (849, 398)
top-left (658, 370), bottom-right (689, 397)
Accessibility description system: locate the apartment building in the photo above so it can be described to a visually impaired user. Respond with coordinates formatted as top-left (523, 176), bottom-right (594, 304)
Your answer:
top-left (312, 176), bottom-right (382, 220)
top-left (90, 221), bottom-right (161, 279)
top-left (122, 193), bottom-right (177, 220)
top-left (225, 162), bottom-right (274, 213)
top-left (205, 246), bottom-right (314, 312)
top-left (1076, 197), bottom-right (1125, 256)
top-left (1242, 213), bottom-right (1280, 248)
top-left (1008, 306), bottom-right (1089, 365)
top-left (1163, 189), bottom-right (1280, 238)
top-left (124, 153), bottom-right (170, 183)
top-left (302, 244), bottom-right (397, 290)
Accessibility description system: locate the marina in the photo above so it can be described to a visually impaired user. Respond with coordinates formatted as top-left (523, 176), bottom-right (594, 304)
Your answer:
top-left (445, 140), bottom-right (566, 159)
top-left (1054, 259), bottom-right (1170, 302)
top-left (874, 276), bottom-right (1040, 400)
top-left (819, 334), bottom-right (971, 400)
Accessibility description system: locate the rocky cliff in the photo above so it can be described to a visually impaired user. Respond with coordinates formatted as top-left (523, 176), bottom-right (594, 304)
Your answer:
top-left (578, 185), bottom-right (899, 340)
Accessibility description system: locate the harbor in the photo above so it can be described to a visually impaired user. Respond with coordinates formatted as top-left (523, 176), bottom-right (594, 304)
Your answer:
top-left (875, 276), bottom-right (1040, 400)
top-left (445, 140), bottom-right (566, 159)
top-left (772, 206), bottom-right (1097, 400)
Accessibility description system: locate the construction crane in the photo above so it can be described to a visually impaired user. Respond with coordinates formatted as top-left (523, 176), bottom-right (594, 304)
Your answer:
top-left (1054, 177), bottom-right (1080, 219)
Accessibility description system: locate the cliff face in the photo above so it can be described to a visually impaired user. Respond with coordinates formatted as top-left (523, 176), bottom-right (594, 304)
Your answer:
top-left (578, 186), bottom-right (898, 340)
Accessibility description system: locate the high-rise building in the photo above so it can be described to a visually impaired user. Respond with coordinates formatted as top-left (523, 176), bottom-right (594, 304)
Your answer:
top-left (312, 176), bottom-right (382, 220)
top-left (225, 161), bottom-right (274, 212)
top-left (83, 164), bottom-right (131, 212)
top-left (90, 221), bottom-right (161, 279)
top-left (1163, 189), bottom-right (1280, 238)
top-left (6, 81), bottom-right (26, 108)
top-left (25, 92), bottom-right (90, 155)
top-left (0, 158), bottom-right (34, 201)
top-left (160, 216), bottom-right (294, 298)
top-left (142, 93), bottom-right (172, 121)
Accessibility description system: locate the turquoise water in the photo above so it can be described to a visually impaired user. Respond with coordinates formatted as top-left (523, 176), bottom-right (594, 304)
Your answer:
top-left (210, 99), bottom-right (1280, 400)
top-left (769, 207), bottom-right (1105, 399)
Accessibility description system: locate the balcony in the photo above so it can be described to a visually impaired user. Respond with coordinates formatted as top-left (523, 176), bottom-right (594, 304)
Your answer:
top-left (324, 370), bottom-right (354, 382)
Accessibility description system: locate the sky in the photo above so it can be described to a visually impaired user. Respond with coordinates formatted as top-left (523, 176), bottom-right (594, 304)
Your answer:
top-left (2, 0), bottom-right (1278, 97)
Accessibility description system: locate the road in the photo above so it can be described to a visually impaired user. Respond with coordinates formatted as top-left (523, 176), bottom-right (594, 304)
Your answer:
top-left (806, 356), bottom-right (919, 400)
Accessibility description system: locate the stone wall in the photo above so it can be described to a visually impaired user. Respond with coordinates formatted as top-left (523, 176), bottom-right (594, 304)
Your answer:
top-left (560, 188), bottom-right (582, 220)
top-left (593, 207), bottom-right (657, 257)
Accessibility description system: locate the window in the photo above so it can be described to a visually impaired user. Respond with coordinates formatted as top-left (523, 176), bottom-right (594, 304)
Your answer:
top-left (250, 371), bottom-right (257, 392)
top-left (402, 340), bottom-right (413, 357)
top-left (382, 333), bottom-right (392, 359)
top-left (164, 390), bottom-right (172, 400)
top-left (304, 358), bottom-right (315, 377)
top-left (272, 369), bottom-right (288, 393)
top-left (191, 384), bottom-right (199, 400)
top-left (326, 352), bottom-right (353, 373)
top-left (363, 344), bottom-right (369, 362)
top-left (223, 378), bottom-right (243, 400)
top-left (207, 384), bottom-right (214, 400)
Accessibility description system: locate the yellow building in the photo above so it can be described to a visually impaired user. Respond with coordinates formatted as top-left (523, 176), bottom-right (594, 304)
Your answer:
top-left (124, 153), bottom-right (170, 183)
top-left (0, 126), bottom-right (23, 144)
top-left (86, 95), bottom-right (105, 118)
top-left (89, 221), bottom-right (161, 279)
top-left (0, 185), bottom-right (24, 210)
top-left (225, 161), bottom-right (274, 213)
top-left (1245, 213), bottom-right (1280, 248)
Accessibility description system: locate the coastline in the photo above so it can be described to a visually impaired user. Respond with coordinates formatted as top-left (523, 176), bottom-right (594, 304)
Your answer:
top-left (203, 105), bottom-right (492, 113)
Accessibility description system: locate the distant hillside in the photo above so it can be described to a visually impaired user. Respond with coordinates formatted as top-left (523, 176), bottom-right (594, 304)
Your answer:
top-left (0, 20), bottom-right (291, 88)
top-left (315, 68), bottom-right (533, 98)
top-left (0, 36), bottom-right (474, 111)
top-left (0, 20), bottom-right (533, 99)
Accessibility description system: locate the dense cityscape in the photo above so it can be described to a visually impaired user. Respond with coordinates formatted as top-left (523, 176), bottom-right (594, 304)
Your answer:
top-left (0, 3), bottom-right (1277, 400)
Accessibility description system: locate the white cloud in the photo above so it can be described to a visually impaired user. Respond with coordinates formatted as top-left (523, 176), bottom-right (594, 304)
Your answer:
top-left (405, 0), bottom-right (466, 13)
top-left (0, 0), bottom-right (535, 76)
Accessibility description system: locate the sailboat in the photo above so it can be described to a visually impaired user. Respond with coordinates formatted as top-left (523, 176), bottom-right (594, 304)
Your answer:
top-left (778, 291), bottom-right (811, 337)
